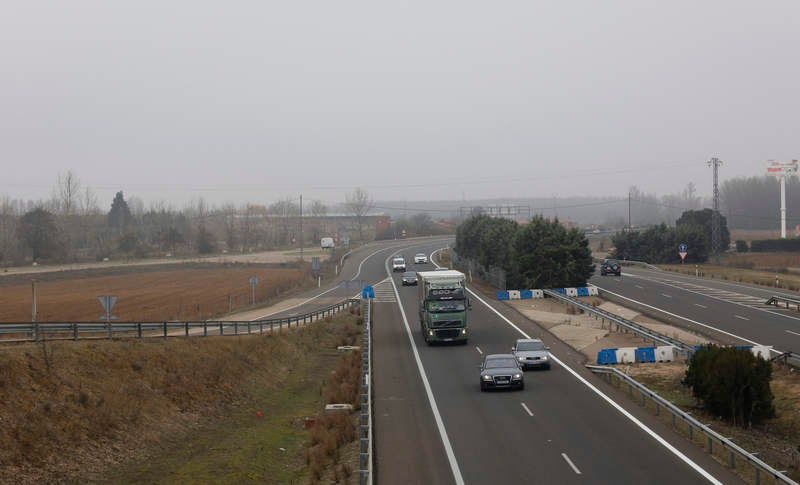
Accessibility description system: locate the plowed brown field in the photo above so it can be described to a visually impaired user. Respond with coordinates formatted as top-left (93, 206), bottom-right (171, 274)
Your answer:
top-left (0, 263), bottom-right (311, 322)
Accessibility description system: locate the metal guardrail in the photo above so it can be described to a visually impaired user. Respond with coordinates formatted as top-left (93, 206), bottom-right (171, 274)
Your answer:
top-left (0, 298), bottom-right (360, 343)
top-left (766, 294), bottom-right (800, 311)
top-left (358, 297), bottom-right (373, 485)
top-left (587, 365), bottom-right (797, 485)
top-left (543, 289), bottom-right (694, 355)
top-left (771, 350), bottom-right (800, 367)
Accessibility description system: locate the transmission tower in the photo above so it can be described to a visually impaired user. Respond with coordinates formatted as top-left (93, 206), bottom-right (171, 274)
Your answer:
top-left (707, 157), bottom-right (723, 253)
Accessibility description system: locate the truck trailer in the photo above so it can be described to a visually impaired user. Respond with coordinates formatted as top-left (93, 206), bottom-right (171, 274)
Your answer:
top-left (417, 270), bottom-right (470, 345)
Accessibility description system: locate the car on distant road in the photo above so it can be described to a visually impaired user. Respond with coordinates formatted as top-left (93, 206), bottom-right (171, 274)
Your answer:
top-left (392, 256), bottom-right (406, 272)
top-left (600, 258), bottom-right (621, 276)
top-left (480, 354), bottom-right (524, 391)
top-left (414, 253), bottom-right (428, 264)
top-left (401, 271), bottom-right (418, 286)
top-left (512, 339), bottom-right (551, 370)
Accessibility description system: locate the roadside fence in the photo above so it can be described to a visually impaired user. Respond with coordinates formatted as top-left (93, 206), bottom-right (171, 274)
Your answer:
top-left (0, 298), bottom-right (360, 343)
top-left (587, 365), bottom-right (797, 485)
top-left (450, 249), bottom-right (507, 290)
top-left (359, 297), bottom-right (373, 485)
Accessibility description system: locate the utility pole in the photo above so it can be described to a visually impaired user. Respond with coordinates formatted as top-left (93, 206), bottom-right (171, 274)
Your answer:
top-left (628, 191), bottom-right (631, 232)
top-left (707, 157), bottom-right (723, 253)
top-left (299, 194), bottom-right (303, 261)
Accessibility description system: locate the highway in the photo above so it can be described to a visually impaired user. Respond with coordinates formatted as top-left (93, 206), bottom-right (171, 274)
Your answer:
top-left (367, 240), bottom-right (740, 484)
top-left (591, 266), bottom-right (800, 355)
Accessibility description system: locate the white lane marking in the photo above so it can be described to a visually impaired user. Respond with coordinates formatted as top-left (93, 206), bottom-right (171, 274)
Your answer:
top-left (734, 315), bottom-right (750, 321)
top-left (561, 453), bottom-right (582, 475)
top-left (595, 286), bottom-right (786, 355)
top-left (622, 272), bottom-right (800, 325)
top-left (466, 286), bottom-right (724, 485)
top-left (250, 245), bottom-right (397, 320)
top-left (521, 402), bottom-right (534, 417)
top-left (635, 285), bottom-right (644, 289)
top-left (475, 346), bottom-right (483, 354)
top-left (694, 303), bottom-right (707, 308)
top-left (661, 293), bottom-right (672, 298)
top-left (386, 254), bottom-right (465, 485)
top-left (786, 330), bottom-right (800, 337)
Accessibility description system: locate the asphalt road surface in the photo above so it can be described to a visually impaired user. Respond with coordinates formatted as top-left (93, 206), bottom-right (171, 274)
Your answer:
top-left (591, 266), bottom-right (800, 355)
top-left (369, 240), bottom-right (740, 485)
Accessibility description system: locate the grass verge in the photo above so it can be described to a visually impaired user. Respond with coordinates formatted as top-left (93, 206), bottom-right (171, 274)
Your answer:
top-left (619, 362), bottom-right (800, 484)
top-left (0, 307), bottom-right (364, 484)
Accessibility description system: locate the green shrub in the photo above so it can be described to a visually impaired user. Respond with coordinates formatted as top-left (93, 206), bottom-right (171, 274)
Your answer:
top-left (682, 345), bottom-right (775, 426)
top-left (735, 240), bottom-right (749, 252)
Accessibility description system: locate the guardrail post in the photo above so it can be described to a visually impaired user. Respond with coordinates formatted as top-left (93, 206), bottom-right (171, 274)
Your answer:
top-left (234, 322), bottom-right (238, 335)
top-left (163, 322), bottom-right (167, 338)
top-left (708, 436), bottom-right (712, 453)
top-left (185, 322), bottom-right (189, 337)
top-left (108, 322), bottom-right (112, 340)
top-left (259, 322), bottom-right (263, 334)
top-left (729, 450), bottom-right (735, 469)
top-left (247, 321), bottom-right (251, 334)
top-left (137, 323), bottom-right (142, 339)
top-left (755, 467), bottom-right (760, 485)
top-left (689, 424), bottom-right (693, 440)
top-left (203, 322), bottom-right (207, 337)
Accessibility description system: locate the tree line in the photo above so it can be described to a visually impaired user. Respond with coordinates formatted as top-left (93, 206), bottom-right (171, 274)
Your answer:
top-left (455, 214), bottom-right (594, 288)
top-left (0, 173), bottom-right (381, 265)
top-left (611, 209), bottom-right (730, 264)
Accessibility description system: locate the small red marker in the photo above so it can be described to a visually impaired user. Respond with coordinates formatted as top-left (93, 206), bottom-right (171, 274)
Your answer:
top-left (257, 411), bottom-right (263, 417)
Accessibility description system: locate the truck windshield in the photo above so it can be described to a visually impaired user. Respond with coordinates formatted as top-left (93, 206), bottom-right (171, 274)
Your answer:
top-left (427, 300), bottom-right (466, 312)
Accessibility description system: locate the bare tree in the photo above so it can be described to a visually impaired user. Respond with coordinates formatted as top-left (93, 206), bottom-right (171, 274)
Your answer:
top-left (54, 170), bottom-right (81, 215)
top-left (79, 186), bottom-right (100, 215)
top-left (310, 200), bottom-right (328, 217)
top-left (0, 196), bottom-right (19, 263)
top-left (221, 203), bottom-right (239, 251)
top-left (345, 187), bottom-right (373, 241)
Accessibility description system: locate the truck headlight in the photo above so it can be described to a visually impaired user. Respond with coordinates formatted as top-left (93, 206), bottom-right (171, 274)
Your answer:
top-left (461, 328), bottom-right (467, 334)
top-left (428, 330), bottom-right (434, 336)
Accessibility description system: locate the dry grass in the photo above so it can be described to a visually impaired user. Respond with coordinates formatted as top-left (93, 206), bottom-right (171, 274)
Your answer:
top-left (661, 260), bottom-right (800, 292)
top-left (0, 311), bottom-right (363, 484)
top-left (625, 362), bottom-right (800, 482)
top-left (0, 263), bottom-right (311, 322)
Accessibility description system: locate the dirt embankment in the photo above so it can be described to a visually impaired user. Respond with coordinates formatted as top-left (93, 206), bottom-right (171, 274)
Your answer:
top-left (0, 311), bottom-right (364, 485)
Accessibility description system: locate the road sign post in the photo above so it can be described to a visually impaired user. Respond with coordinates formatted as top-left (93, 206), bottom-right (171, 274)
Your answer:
top-left (678, 244), bottom-right (688, 263)
top-left (98, 295), bottom-right (119, 339)
top-left (249, 276), bottom-right (259, 305)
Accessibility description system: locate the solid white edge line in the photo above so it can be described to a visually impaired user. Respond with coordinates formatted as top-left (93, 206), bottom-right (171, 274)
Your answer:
top-left (466, 287), bottom-right (724, 485)
top-left (387, 253), bottom-right (465, 485)
top-left (623, 272), bottom-right (800, 325)
top-left (249, 245), bottom-right (398, 320)
top-left (475, 346), bottom-right (483, 354)
top-left (595, 285), bottom-right (776, 349)
top-left (786, 330), bottom-right (800, 337)
top-left (561, 453), bottom-right (582, 475)
top-left (520, 402), bottom-right (534, 417)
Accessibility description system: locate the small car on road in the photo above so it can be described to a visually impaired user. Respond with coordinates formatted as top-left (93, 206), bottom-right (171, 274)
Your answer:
top-left (600, 259), bottom-right (621, 276)
top-left (401, 271), bottom-right (418, 286)
top-left (392, 256), bottom-right (406, 272)
top-left (414, 253), bottom-right (428, 264)
top-left (480, 354), bottom-right (524, 391)
top-left (512, 339), bottom-right (551, 370)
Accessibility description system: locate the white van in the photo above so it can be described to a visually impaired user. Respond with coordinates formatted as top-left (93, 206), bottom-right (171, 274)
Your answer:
top-left (321, 237), bottom-right (334, 249)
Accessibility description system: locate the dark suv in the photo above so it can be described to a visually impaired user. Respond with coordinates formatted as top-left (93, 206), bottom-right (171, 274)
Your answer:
top-left (600, 259), bottom-right (621, 276)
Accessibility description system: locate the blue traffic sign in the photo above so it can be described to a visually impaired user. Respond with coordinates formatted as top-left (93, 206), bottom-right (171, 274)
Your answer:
top-left (678, 243), bottom-right (688, 252)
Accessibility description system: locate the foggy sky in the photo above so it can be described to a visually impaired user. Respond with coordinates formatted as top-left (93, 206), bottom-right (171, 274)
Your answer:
top-left (2, 1), bottom-right (799, 208)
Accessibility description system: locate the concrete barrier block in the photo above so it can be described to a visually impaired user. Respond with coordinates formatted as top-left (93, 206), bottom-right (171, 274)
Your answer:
top-left (508, 290), bottom-right (521, 300)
